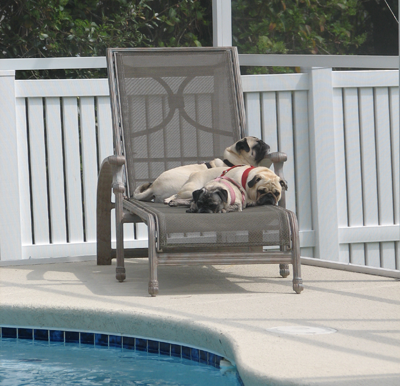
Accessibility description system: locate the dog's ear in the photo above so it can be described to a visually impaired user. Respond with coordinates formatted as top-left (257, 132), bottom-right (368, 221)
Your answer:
top-left (192, 188), bottom-right (204, 202)
top-left (235, 138), bottom-right (250, 153)
top-left (248, 175), bottom-right (261, 188)
top-left (215, 188), bottom-right (228, 203)
top-left (279, 179), bottom-right (288, 191)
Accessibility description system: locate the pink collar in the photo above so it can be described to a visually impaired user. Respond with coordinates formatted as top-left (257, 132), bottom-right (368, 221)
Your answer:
top-left (215, 176), bottom-right (246, 206)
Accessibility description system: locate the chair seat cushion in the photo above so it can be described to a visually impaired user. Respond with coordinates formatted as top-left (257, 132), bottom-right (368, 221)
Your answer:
top-left (126, 200), bottom-right (291, 250)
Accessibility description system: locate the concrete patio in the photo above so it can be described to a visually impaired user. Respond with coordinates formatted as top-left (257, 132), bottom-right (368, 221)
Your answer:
top-left (0, 258), bottom-right (399, 385)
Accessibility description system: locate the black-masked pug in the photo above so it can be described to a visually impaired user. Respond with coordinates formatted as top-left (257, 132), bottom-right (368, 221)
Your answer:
top-left (133, 136), bottom-right (270, 203)
top-left (186, 175), bottom-right (247, 213)
top-left (165, 167), bottom-right (229, 207)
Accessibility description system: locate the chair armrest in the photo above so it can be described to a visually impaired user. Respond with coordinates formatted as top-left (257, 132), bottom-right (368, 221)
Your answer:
top-left (97, 155), bottom-right (125, 265)
top-left (107, 155), bottom-right (126, 194)
top-left (97, 155), bottom-right (125, 211)
top-left (265, 151), bottom-right (287, 178)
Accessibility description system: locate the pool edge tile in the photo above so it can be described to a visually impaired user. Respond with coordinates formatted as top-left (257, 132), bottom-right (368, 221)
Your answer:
top-left (0, 325), bottom-right (242, 382)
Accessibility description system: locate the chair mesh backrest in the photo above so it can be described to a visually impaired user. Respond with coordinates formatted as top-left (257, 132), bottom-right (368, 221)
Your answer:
top-left (108, 48), bottom-right (244, 196)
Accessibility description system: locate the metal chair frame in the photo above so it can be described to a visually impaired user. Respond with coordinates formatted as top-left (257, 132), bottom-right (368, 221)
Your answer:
top-left (96, 47), bottom-right (303, 296)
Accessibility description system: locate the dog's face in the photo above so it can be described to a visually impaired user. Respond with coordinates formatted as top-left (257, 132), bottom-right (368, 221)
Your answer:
top-left (246, 169), bottom-right (288, 206)
top-left (187, 188), bottom-right (228, 213)
top-left (225, 137), bottom-right (270, 166)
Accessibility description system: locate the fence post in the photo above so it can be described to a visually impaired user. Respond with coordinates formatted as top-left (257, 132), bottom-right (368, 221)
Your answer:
top-left (306, 67), bottom-right (340, 261)
top-left (212, 0), bottom-right (232, 47)
top-left (0, 71), bottom-right (23, 260)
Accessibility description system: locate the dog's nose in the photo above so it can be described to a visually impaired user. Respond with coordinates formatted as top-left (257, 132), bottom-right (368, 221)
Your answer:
top-left (257, 193), bottom-right (276, 206)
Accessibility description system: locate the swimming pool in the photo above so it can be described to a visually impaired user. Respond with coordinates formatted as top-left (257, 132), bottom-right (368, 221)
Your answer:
top-left (0, 326), bottom-right (244, 385)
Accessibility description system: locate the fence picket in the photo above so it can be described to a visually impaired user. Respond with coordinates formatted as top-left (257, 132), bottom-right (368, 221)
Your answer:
top-left (389, 88), bottom-right (400, 269)
top-left (45, 97), bottom-right (67, 244)
top-left (375, 87), bottom-right (396, 269)
top-left (343, 88), bottom-right (365, 265)
top-left (62, 97), bottom-right (84, 243)
top-left (27, 97), bottom-right (50, 245)
top-left (277, 91), bottom-right (296, 213)
top-left (333, 88), bottom-right (350, 263)
top-left (358, 88), bottom-right (380, 267)
top-left (15, 98), bottom-right (33, 248)
top-left (244, 93), bottom-right (261, 138)
top-left (79, 97), bottom-right (98, 242)
top-left (261, 92), bottom-right (278, 151)
top-left (96, 96), bottom-right (113, 167)
top-left (293, 90), bottom-right (313, 257)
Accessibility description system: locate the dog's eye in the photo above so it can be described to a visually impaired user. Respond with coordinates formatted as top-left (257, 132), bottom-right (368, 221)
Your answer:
top-left (274, 191), bottom-right (280, 197)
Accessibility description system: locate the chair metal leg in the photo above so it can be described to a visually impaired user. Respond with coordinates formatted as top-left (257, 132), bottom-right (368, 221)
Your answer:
top-left (104, 155), bottom-right (127, 282)
top-left (288, 211), bottom-right (304, 294)
top-left (147, 215), bottom-right (159, 297)
top-left (114, 191), bottom-right (126, 282)
top-left (279, 263), bottom-right (290, 278)
top-left (279, 247), bottom-right (290, 277)
top-left (97, 161), bottom-right (113, 265)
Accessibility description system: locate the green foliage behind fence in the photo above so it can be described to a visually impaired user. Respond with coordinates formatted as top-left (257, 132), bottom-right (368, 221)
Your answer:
top-left (1, 0), bottom-right (398, 78)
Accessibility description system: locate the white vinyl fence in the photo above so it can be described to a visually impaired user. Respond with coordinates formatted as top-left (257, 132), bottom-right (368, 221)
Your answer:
top-left (0, 59), bottom-right (399, 274)
top-left (243, 69), bottom-right (399, 270)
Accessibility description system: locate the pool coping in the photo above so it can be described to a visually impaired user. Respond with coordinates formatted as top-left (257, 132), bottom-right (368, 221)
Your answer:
top-left (0, 325), bottom-right (225, 366)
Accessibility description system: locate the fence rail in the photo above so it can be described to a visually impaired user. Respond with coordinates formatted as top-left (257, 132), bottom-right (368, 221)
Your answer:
top-left (0, 54), bottom-right (399, 71)
top-left (0, 58), bottom-right (399, 274)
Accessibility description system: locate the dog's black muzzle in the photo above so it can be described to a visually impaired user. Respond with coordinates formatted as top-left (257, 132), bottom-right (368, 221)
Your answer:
top-left (257, 193), bottom-right (276, 206)
top-left (254, 140), bottom-right (270, 164)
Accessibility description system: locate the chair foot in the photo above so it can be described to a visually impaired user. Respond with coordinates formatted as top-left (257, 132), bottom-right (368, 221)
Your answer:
top-left (97, 257), bottom-right (112, 265)
top-left (116, 266), bottom-right (126, 282)
top-left (148, 280), bottom-right (159, 297)
top-left (279, 264), bottom-right (290, 278)
top-left (293, 278), bottom-right (304, 294)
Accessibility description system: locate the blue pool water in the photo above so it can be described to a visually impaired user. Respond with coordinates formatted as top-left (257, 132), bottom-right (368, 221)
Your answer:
top-left (0, 334), bottom-right (241, 385)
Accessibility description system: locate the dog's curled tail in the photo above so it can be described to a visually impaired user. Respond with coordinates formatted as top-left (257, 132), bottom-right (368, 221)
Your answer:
top-left (133, 182), bottom-right (154, 201)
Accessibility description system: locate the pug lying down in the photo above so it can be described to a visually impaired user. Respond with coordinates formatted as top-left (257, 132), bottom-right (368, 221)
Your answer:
top-left (176, 166), bottom-right (288, 213)
top-left (186, 171), bottom-right (247, 213)
top-left (133, 136), bottom-right (270, 203)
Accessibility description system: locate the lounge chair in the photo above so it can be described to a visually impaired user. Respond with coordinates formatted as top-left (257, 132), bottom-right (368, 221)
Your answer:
top-left (96, 47), bottom-right (303, 296)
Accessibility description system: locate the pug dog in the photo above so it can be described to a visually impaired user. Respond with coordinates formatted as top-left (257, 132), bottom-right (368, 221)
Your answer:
top-left (220, 165), bottom-right (288, 206)
top-left (186, 175), bottom-right (247, 213)
top-left (133, 136), bottom-right (270, 203)
top-left (165, 167), bottom-right (229, 206)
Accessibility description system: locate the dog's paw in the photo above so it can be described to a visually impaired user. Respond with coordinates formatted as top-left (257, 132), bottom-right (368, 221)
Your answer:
top-left (186, 208), bottom-right (198, 213)
top-left (164, 194), bottom-right (176, 204)
top-left (168, 198), bottom-right (192, 207)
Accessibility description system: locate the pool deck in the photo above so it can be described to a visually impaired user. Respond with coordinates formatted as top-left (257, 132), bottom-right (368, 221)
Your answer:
top-left (1, 257), bottom-right (399, 386)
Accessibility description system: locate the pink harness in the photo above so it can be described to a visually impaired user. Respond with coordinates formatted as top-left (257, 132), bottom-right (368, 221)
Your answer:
top-left (215, 165), bottom-right (254, 206)
top-left (214, 176), bottom-right (246, 205)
